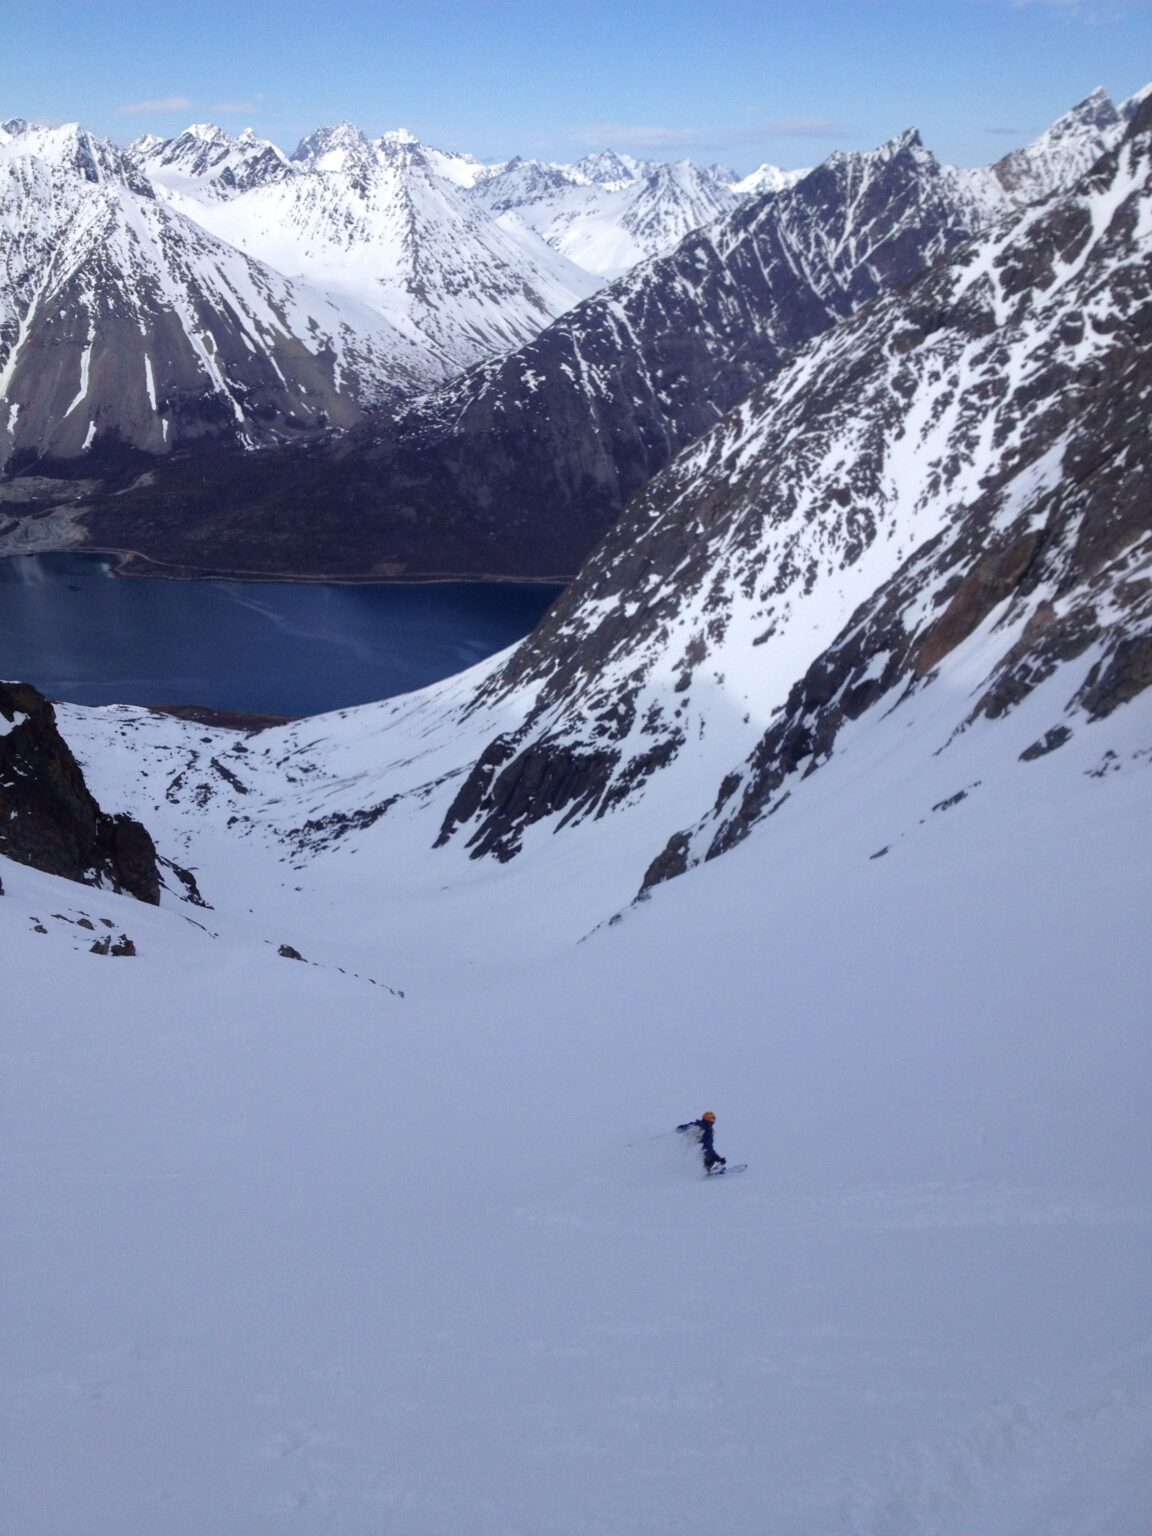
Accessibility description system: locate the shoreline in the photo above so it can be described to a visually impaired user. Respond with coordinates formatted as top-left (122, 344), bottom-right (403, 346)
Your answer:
top-left (1, 542), bottom-right (573, 590)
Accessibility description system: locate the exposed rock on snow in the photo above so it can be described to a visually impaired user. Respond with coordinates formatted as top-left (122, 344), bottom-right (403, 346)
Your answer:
top-left (991, 88), bottom-right (1126, 207)
top-left (0, 680), bottom-right (160, 901)
top-left (127, 121), bottom-right (294, 200)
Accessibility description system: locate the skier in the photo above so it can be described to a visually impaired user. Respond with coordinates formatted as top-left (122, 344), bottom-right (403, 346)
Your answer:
top-left (677, 1111), bottom-right (726, 1174)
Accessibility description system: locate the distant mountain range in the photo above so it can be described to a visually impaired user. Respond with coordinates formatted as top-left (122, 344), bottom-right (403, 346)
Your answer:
top-left (0, 87), bottom-right (1144, 566)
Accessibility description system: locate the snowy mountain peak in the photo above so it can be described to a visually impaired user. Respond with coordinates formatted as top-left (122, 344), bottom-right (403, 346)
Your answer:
top-left (1036, 87), bottom-right (1120, 146)
top-left (649, 157), bottom-right (704, 186)
top-left (573, 149), bottom-right (648, 187)
top-left (473, 149), bottom-right (738, 278)
top-left (380, 127), bottom-right (419, 147)
top-left (880, 126), bottom-right (926, 158)
top-left (1069, 84), bottom-right (1115, 120)
top-left (128, 123), bottom-right (292, 200)
top-left (616, 158), bottom-right (737, 251)
top-left (474, 155), bottom-right (578, 211)
top-left (290, 121), bottom-right (372, 168)
top-left (992, 89), bottom-right (1124, 203)
top-left (820, 127), bottom-right (928, 182)
top-left (0, 119), bottom-right (150, 194)
top-left (730, 161), bottom-right (808, 196)
top-left (185, 122), bottom-right (230, 143)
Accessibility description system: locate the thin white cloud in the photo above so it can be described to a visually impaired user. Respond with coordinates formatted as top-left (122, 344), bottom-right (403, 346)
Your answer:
top-left (117, 95), bottom-right (195, 116)
top-left (973, 0), bottom-right (1146, 24)
top-left (569, 119), bottom-right (846, 151)
top-left (751, 119), bottom-right (848, 140)
top-left (570, 123), bottom-right (703, 149)
top-left (1005, 0), bottom-right (1145, 14)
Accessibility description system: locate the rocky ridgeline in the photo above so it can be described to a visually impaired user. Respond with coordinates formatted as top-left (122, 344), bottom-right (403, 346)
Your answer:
top-left (430, 98), bottom-right (1152, 878)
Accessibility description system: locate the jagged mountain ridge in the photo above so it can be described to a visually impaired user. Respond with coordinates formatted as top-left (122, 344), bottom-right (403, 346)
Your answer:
top-left (991, 85), bottom-right (1129, 205)
top-left (425, 95), bottom-right (1152, 875)
top-left (474, 155), bottom-right (741, 278)
top-left (125, 121), bottom-right (295, 200)
top-left (143, 123), bottom-right (601, 373)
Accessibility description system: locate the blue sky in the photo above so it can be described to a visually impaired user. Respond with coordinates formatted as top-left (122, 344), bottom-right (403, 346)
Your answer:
top-left (6, 0), bottom-right (1152, 170)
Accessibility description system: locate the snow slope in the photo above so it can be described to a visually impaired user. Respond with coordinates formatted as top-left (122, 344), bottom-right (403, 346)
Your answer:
top-left (3, 642), bottom-right (1149, 1536)
top-left (731, 161), bottom-right (809, 195)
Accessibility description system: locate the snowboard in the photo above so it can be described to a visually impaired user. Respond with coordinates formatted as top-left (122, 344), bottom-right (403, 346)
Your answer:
top-left (706, 1162), bottom-right (748, 1177)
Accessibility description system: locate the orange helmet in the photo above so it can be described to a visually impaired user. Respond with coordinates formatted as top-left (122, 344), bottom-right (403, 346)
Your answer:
top-left (702, 1111), bottom-right (716, 1123)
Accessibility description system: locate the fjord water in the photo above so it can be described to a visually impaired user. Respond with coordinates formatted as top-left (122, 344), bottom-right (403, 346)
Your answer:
top-left (0, 554), bottom-right (562, 716)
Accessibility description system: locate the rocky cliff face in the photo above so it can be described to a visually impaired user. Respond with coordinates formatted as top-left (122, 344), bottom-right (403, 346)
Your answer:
top-left (430, 99), bottom-right (1152, 878)
top-left (0, 681), bottom-right (161, 901)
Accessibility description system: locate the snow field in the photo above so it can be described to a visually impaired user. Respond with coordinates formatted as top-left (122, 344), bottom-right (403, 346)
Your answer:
top-left (4, 657), bottom-right (1150, 1534)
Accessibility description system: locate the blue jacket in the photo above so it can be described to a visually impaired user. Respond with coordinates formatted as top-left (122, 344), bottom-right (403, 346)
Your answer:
top-left (678, 1119), bottom-right (715, 1153)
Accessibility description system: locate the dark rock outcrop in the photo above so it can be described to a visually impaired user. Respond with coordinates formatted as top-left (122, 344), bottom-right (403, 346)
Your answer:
top-left (0, 681), bottom-right (161, 902)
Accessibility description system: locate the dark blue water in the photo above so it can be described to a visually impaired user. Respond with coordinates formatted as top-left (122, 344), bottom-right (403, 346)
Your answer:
top-left (0, 554), bottom-right (562, 717)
